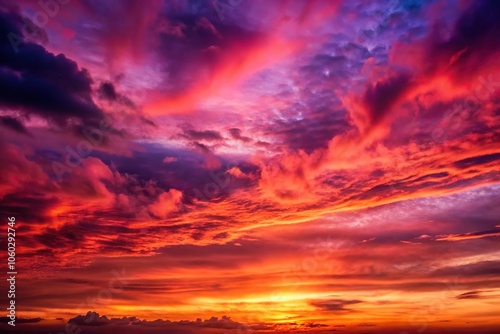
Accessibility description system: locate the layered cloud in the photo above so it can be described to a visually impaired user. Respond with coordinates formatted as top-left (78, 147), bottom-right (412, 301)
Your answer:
top-left (0, 0), bottom-right (499, 333)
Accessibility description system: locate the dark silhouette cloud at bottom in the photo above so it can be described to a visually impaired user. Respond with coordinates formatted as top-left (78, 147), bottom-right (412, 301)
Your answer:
top-left (1, 312), bottom-right (498, 334)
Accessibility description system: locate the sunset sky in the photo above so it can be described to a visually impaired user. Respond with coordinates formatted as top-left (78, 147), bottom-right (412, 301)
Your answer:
top-left (0, 0), bottom-right (499, 333)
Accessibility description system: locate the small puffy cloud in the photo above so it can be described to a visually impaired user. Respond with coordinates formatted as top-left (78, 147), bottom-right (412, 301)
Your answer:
top-left (148, 188), bottom-right (183, 218)
top-left (162, 156), bottom-right (178, 164)
top-left (227, 166), bottom-right (250, 179)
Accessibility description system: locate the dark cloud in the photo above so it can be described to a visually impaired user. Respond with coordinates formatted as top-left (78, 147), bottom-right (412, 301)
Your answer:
top-left (228, 128), bottom-right (251, 142)
top-left (0, 317), bottom-right (43, 324)
top-left (263, 48), bottom-right (356, 153)
top-left (456, 290), bottom-right (482, 300)
top-left (453, 153), bottom-right (500, 169)
top-left (0, 8), bottom-right (104, 127)
top-left (436, 229), bottom-right (500, 241)
top-left (33, 219), bottom-right (139, 253)
top-left (427, 0), bottom-right (500, 77)
top-left (182, 129), bottom-right (224, 141)
top-left (412, 172), bottom-right (450, 182)
top-left (95, 143), bottom-right (228, 192)
top-left (303, 322), bottom-right (328, 328)
top-left (192, 141), bottom-right (211, 153)
top-left (68, 312), bottom-right (112, 326)
top-left (96, 81), bottom-right (137, 109)
top-left (97, 82), bottom-right (118, 101)
top-left (65, 312), bottom-right (330, 333)
top-left (0, 115), bottom-right (29, 134)
top-left (268, 108), bottom-right (349, 153)
top-left (0, 194), bottom-right (58, 225)
top-left (35, 221), bottom-right (92, 249)
top-left (310, 298), bottom-right (362, 312)
top-left (361, 73), bottom-right (412, 129)
top-left (69, 312), bottom-right (243, 329)
top-left (213, 232), bottom-right (229, 239)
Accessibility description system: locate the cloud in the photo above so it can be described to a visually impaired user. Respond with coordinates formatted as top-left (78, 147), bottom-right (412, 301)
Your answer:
top-left (456, 290), bottom-right (482, 300)
top-left (426, 0), bottom-right (500, 79)
top-left (303, 322), bottom-right (328, 328)
top-left (349, 72), bottom-right (412, 136)
top-left (0, 115), bottom-right (29, 134)
top-left (145, 13), bottom-right (268, 114)
top-left (228, 128), bottom-right (251, 142)
top-left (436, 229), bottom-right (500, 241)
top-left (182, 129), bottom-right (224, 141)
top-left (453, 153), bottom-right (500, 169)
top-left (0, 8), bottom-right (104, 127)
top-left (75, 0), bottom-right (163, 73)
top-left (2, 1), bottom-right (500, 329)
top-left (358, 322), bottom-right (377, 327)
top-left (66, 312), bottom-right (332, 333)
top-left (432, 261), bottom-right (500, 278)
top-left (97, 82), bottom-right (118, 101)
top-left (0, 142), bottom-right (49, 197)
top-left (143, 0), bottom-right (341, 116)
top-left (227, 166), bottom-right (250, 179)
top-left (148, 188), bottom-right (183, 219)
top-left (68, 312), bottom-right (115, 326)
top-left (162, 156), bottom-right (177, 164)
top-left (310, 298), bottom-right (362, 312)
top-left (0, 317), bottom-right (43, 324)
top-left (69, 312), bottom-right (243, 329)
